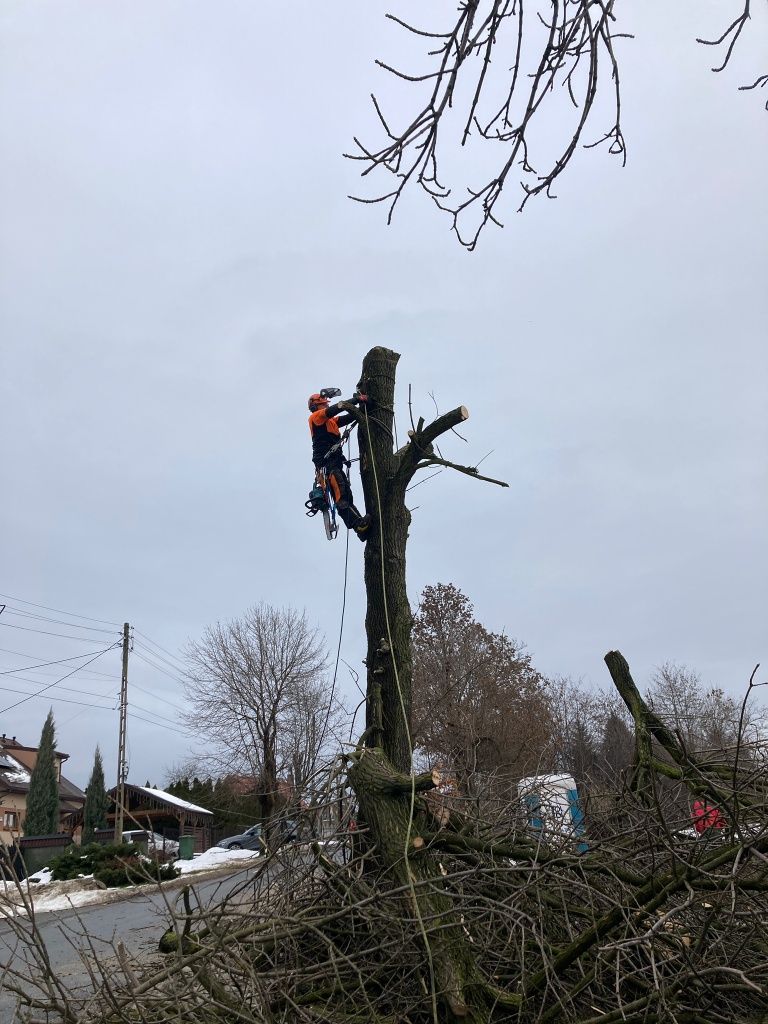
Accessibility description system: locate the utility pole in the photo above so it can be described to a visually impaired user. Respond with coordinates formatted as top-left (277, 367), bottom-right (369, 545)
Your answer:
top-left (115, 622), bottom-right (130, 843)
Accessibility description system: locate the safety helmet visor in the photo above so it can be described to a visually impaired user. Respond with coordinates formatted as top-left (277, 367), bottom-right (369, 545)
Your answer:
top-left (308, 393), bottom-right (329, 412)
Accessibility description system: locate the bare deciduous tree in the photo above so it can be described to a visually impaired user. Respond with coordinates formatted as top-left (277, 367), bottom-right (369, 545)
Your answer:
top-left (548, 676), bottom-right (603, 785)
top-left (647, 660), bottom-right (765, 760)
top-left (350, 1), bottom-right (764, 249)
top-left (183, 604), bottom-right (341, 829)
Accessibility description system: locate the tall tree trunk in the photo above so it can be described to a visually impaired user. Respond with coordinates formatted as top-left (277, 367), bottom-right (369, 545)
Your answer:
top-left (341, 348), bottom-right (504, 1022)
top-left (261, 726), bottom-right (278, 844)
top-left (356, 347), bottom-right (413, 772)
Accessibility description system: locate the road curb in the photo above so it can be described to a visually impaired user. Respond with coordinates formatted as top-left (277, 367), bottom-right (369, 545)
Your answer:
top-left (5, 857), bottom-right (263, 919)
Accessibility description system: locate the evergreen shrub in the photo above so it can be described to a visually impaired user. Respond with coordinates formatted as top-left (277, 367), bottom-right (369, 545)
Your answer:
top-left (48, 842), bottom-right (178, 887)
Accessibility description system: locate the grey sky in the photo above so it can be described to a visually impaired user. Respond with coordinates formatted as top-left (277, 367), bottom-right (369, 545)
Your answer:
top-left (1, 1), bottom-right (765, 788)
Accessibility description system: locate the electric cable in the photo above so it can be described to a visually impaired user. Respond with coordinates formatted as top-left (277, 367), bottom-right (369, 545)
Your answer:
top-left (128, 699), bottom-right (183, 729)
top-left (0, 622), bottom-right (121, 643)
top-left (0, 647), bottom-right (119, 679)
top-left (0, 650), bottom-right (113, 676)
top-left (131, 649), bottom-right (187, 687)
top-left (0, 685), bottom-right (116, 710)
top-left (130, 680), bottom-right (186, 714)
top-left (0, 662), bottom-right (120, 682)
top-left (0, 592), bottom-right (121, 627)
top-left (0, 643), bottom-right (121, 714)
top-left (132, 639), bottom-right (188, 677)
top-left (133, 630), bottom-right (188, 670)
top-left (0, 606), bottom-right (119, 635)
top-left (0, 672), bottom-right (125, 701)
top-left (128, 711), bottom-right (190, 737)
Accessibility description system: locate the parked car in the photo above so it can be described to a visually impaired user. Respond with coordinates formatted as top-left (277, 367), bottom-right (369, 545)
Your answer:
top-left (216, 825), bottom-right (264, 852)
top-left (122, 830), bottom-right (180, 857)
top-left (281, 818), bottom-right (299, 844)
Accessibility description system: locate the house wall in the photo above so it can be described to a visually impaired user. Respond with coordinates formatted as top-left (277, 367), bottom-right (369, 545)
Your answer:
top-left (0, 794), bottom-right (26, 845)
top-left (0, 794), bottom-right (85, 845)
top-left (0, 741), bottom-right (82, 843)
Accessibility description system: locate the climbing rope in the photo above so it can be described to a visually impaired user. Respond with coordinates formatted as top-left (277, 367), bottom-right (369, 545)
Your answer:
top-left (317, 434), bottom-right (352, 755)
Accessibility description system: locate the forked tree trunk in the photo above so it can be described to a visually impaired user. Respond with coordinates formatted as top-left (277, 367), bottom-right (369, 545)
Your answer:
top-left (340, 348), bottom-right (506, 1022)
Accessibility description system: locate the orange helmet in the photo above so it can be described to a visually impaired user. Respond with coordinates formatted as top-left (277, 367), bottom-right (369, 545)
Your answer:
top-left (308, 393), bottom-right (329, 412)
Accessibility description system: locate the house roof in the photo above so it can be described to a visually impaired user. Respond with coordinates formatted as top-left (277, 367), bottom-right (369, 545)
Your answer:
top-left (0, 751), bottom-right (32, 787)
top-left (109, 784), bottom-right (213, 820)
top-left (0, 750), bottom-right (84, 804)
top-left (59, 776), bottom-right (86, 802)
top-left (133, 786), bottom-right (213, 816)
top-left (0, 737), bottom-right (69, 762)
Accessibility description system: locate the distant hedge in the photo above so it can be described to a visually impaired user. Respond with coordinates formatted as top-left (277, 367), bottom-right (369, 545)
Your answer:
top-left (48, 842), bottom-right (178, 888)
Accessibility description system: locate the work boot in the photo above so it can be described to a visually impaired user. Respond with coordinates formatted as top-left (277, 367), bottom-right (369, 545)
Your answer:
top-left (354, 515), bottom-right (372, 541)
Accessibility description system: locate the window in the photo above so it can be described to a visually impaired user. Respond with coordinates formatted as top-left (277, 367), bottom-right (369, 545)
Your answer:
top-left (3, 810), bottom-right (18, 829)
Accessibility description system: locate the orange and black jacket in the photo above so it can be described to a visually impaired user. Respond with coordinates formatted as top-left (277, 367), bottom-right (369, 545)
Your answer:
top-left (308, 403), bottom-right (355, 467)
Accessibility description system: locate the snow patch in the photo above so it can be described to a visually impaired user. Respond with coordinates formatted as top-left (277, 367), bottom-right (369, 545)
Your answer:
top-left (0, 751), bottom-right (32, 783)
top-left (28, 888), bottom-right (106, 913)
top-left (0, 876), bottom-right (102, 916)
top-left (175, 846), bottom-right (260, 875)
top-left (27, 867), bottom-right (53, 886)
top-left (0, 848), bottom-right (259, 918)
top-left (133, 786), bottom-right (213, 816)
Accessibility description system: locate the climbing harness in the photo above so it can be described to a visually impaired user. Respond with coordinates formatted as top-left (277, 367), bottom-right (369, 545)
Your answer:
top-left (305, 465), bottom-right (339, 541)
top-left (305, 425), bottom-right (356, 541)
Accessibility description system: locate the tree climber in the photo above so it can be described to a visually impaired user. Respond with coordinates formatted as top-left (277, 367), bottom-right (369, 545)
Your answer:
top-left (308, 389), bottom-right (371, 541)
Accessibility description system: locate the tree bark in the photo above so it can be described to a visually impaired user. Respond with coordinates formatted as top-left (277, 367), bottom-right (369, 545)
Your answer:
top-left (347, 746), bottom-right (515, 1023)
top-left (353, 346), bottom-right (470, 773)
top-left (341, 348), bottom-right (505, 1022)
top-left (353, 347), bottom-right (414, 772)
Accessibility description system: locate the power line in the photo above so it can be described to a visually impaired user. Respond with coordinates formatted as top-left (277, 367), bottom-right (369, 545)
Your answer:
top-left (0, 685), bottom-right (116, 710)
top-left (0, 592), bottom-right (121, 627)
top-left (129, 698), bottom-right (182, 729)
top-left (133, 630), bottom-right (187, 670)
top-left (130, 680), bottom-right (186, 713)
top-left (132, 638), bottom-right (187, 677)
top-left (0, 672), bottom-right (121, 701)
top-left (0, 684), bottom-right (183, 724)
top-left (0, 643), bottom-right (121, 714)
top-left (128, 710), bottom-right (190, 737)
top-left (0, 662), bottom-right (120, 681)
top-left (0, 622), bottom-right (121, 643)
top-left (0, 606), bottom-right (119, 635)
top-left (0, 644), bottom-right (114, 664)
top-left (0, 650), bottom-right (114, 677)
top-left (132, 649), bottom-right (187, 686)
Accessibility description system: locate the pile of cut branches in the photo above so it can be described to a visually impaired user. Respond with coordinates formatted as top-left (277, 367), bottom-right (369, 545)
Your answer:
top-left (7, 655), bottom-right (767, 1024)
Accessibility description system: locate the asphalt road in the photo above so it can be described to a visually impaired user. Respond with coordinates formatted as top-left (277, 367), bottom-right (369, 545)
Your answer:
top-left (0, 865), bottom-right (264, 1023)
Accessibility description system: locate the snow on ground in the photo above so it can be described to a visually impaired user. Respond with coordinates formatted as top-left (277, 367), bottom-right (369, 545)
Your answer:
top-left (176, 846), bottom-right (260, 874)
top-left (27, 867), bottom-right (53, 885)
top-left (22, 885), bottom-right (110, 914)
top-left (0, 848), bottom-right (259, 916)
top-left (0, 873), bottom-right (101, 917)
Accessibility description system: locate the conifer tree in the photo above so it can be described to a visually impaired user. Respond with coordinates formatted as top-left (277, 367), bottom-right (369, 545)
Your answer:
top-left (23, 709), bottom-right (60, 836)
top-left (82, 746), bottom-right (109, 843)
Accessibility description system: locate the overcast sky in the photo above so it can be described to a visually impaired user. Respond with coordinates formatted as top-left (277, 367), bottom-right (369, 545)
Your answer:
top-left (1, 1), bottom-right (765, 789)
